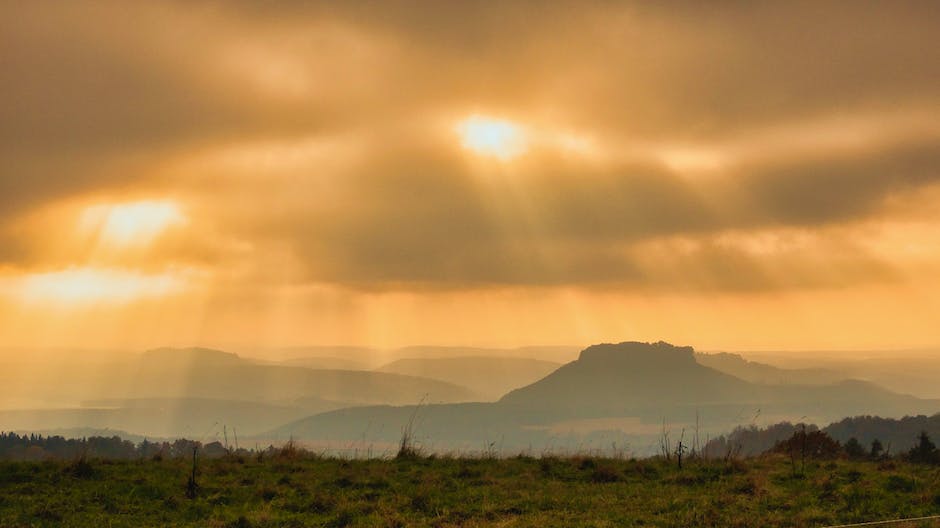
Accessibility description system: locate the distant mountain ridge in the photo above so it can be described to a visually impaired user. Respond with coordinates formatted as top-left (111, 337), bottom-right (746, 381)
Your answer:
top-left (253, 345), bottom-right (581, 369)
top-left (729, 351), bottom-right (940, 399)
top-left (8, 342), bottom-right (939, 454)
top-left (141, 347), bottom-right (241, 364)
top-left (271, 341), bottom-right (940, 454)
top-left (377, 356), bottom-right (561, 401)
top-left (500, 342), bottom-right (931, 419)
top-left (279, 357), bottom-right (369, 371)
top-left (124, 347), bottom-right (479, 405)
top-left (0, 347), bottom-right (480, 438)
top-left (695, 352), bottom-right (845, 386)
top-left (501, 342), bottom-right (750, 411)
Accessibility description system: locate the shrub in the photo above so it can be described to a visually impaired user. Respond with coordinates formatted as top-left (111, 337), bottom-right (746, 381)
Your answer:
top-left (773, 429), bottom-right (842, 460)
top-left (275, 439), bottom-right (306, 461)
top-left (907, 431), bottom-right (939, 464)
top-left (884, 474), bottom-right (915, 493)
top-left (65, 455), bottom-right (94, 479)
top-left (843, 437), bottom-right (866, 459)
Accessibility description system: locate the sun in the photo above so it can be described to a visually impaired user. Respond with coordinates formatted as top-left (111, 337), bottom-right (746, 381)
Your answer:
top-left (455, 115), bottom-right (527, 160)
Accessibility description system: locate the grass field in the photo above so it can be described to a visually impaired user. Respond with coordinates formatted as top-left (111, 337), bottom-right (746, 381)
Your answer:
top-left (2, 452), bottom-right (940, 527)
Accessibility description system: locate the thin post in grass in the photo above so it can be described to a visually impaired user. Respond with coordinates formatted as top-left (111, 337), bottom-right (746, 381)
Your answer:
top-left (800, 424), bottom-right (807, 476)
top-left (186, 445), bottom-right (198, 499)
top-left (675, 429), bottom-right (686, 470)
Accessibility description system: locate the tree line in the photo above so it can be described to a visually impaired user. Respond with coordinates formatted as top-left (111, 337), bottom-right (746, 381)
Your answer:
top-left (0, 432), bottom-right (234, 461)
top-left (703, 414), bottom-right (940, 464)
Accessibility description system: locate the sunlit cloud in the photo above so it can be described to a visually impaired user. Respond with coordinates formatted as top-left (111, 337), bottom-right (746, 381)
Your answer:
top-left (644, 107), bottom-right (940, 175)
top-left (80, 201), bottom-right (186, 248)
top-left (3, 268), bottom-right (187, 306)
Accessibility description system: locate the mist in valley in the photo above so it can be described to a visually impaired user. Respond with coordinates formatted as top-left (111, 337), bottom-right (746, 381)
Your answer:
top-left (2, 342), bottom-right (938, 458)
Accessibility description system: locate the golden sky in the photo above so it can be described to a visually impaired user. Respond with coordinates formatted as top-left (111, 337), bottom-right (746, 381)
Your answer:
top-left (1, 1), bottom-right (939, 353)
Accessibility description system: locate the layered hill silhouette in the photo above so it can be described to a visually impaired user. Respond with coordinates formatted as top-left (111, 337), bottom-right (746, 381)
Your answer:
top-left (722, 351), bottom-right (940, 399)
top-left (271, 341), bottom-right (940, 454)
top-left (377, 356), bottom-right (561, 401)
top-left (0, 398), bottom-right (316, 438)
top-left (11, 347), bottom-right (477, 405)
top-left (279, 356), bottom-right (370, 371)
top-left (696, 350), bottom-right (940, 400)
top-left (694, 352), bottom-right (845, 386)
top-left (0, 347), bottom-right (478, 437)
top-left (500, 342), bottom-right (751, 410)
top-left (126, 348), bottom-right (479, 404)
top-left (5, 342), bottom-right (938, 452)
top-left (391, 346), bottom-right (579, 364)
top-left (498, 342), bottom-right (924, 418)
top-left (262, 345), bottom-right (580, 370)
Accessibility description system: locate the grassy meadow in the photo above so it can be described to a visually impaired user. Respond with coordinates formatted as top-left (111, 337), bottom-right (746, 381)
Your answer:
top-left (1, 452), bottom-right (940, 528)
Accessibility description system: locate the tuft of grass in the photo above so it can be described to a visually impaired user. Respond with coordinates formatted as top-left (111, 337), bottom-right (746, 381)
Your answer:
top-left (65, 454), bottom-right (94, 479)
top-left (226, 516), bottom-right (252, 528)
top-left (589, 465), bottom-right (622, 483)
top-left (396, 396), bottom-right (427, 460)
top-left (884, 474), bottom-right (915, 493)
top-left (274, 439), bottom-right (306, 461)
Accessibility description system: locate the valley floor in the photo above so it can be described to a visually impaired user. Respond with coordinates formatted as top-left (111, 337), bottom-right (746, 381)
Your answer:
top-left (1, 454), bottom-right (939, 527)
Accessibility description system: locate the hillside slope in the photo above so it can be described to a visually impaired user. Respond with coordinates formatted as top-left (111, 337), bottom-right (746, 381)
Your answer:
top-left (377, 356), bottom-right (561, 400)
top-left (695, 352), bottom-right (845, 386)
top-left (0, 347), bottom-right (480, 438)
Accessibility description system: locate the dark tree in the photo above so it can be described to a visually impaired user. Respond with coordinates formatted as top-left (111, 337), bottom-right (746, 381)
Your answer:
top-left (908, 431), bottom-right (939, 464)
top-left (843, 437), bottom-right (865, 459)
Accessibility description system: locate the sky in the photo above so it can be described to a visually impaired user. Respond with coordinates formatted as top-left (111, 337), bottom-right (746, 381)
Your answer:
top-left (1, 1), bottom-right (939, 354)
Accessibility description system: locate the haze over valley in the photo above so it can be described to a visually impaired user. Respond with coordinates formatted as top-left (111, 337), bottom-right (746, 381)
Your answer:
top-left (2, 341), bottom-right (938, 456)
